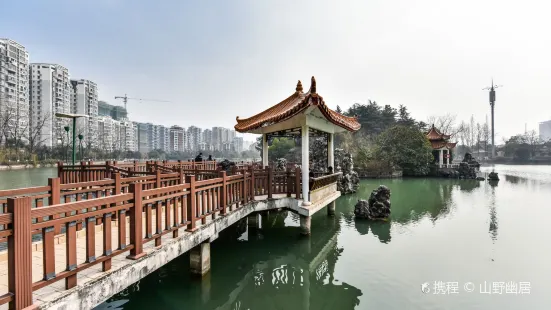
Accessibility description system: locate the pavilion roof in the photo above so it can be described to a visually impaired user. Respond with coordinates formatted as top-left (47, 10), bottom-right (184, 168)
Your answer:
top-left (426, 124), bottom-right (451, 141)
top-left (234, 77), bottom-right (361, 133)
top-left (430, 141), bottom-right (457, 149)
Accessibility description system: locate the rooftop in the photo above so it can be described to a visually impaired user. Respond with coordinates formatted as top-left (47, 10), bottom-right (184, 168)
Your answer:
top-left (235, 77), bottom-right (360, 133)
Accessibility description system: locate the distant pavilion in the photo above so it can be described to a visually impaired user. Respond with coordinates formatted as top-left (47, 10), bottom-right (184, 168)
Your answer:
top-left (234, 76), bottom-right (361, 205)
top-left (426, 125), bottom-right (457, 168)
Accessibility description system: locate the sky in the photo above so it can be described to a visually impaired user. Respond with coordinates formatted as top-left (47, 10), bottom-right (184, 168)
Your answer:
top-left (2, 0), bottom-right (550, 144)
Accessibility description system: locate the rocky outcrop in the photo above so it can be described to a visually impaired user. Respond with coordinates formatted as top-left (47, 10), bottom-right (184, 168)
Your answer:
top-left (217, 159), bottom-right (235, 172)
top-left (354, 185), bottom-right (391, 220)
top-left (275, 158), bottom-right (288, 172)
top-left (488, 172), bottom-right (499, 181)
top-left (335, 149), bottom-right (360, 195)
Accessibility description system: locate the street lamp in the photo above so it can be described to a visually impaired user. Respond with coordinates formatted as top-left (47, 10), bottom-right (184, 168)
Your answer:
top-left (64, 126), bottom-right (70, 164)
top-left (56, 113), bottom-right (88, 166)
top-left (78, 134), bottom-right (84, 161)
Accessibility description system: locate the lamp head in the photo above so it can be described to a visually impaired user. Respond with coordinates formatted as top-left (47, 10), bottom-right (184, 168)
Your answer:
top-left (78, 134), bottom-right (84, 140)
top-left (64, 126), bottom-right (70, 132)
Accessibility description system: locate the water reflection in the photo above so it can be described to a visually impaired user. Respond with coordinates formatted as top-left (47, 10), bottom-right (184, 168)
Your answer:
top-left (100, 208), bottom-right (362, 310)
top-left (353, 219), bottom-right (391, 243)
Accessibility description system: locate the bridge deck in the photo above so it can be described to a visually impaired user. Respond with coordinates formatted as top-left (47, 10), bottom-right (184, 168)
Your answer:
top-left (0, 195), bottom-right (301, 309)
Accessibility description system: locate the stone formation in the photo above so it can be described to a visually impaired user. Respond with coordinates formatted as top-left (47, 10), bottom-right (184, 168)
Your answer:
top-left (335, 148), bottom-right (360, 194)
top-left (354, 185), bottom-right (391, 220)
top-left (217, 159), bottom-right (235, 172)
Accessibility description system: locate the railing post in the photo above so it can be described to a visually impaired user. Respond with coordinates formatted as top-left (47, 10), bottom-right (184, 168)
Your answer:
top-left (156, 169), bottom-right (161, 188)
top-left (48, 177), bottom-right (62, 235)
top-left (219, 171), bottom-right (227, 215)
top-left (295, 167), bottom-right (301, 198)
top-left (80, 161), bottom-right (86, 183)
top-left (286, 167), bottom-right (292, 197)
top-left (57, 161), bottom-right (63, 183)
top-left (186, 175), bottom-right (197, 231)
top-left (7, 197), bottom-right (34, 310)
top-left (249, 165), bottom-right (255, 199)
top-left (112, 172), bottom-right (121, 221)
top-left (179, 166), bottom-right (184, 184)
top-left (128, 183), bottom-right (145, 260)
top-left (243, 169), bottom-right (248, 204)
top-left (267, 166), bottom-right (273, 199)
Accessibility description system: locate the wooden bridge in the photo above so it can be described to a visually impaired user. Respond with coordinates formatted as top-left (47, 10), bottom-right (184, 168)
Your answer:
top-left (0, 160), bottom-right (342, 310)
top-left (0, 76), bottom-right (361, 310)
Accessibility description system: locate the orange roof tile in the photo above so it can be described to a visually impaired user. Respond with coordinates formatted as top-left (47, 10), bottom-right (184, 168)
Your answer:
top-left (234, 77), bottom-right (361, 133)
top-left (426, 124), bottom-right (451, 141)
top-left (430, 141), bottom-right (457, 149)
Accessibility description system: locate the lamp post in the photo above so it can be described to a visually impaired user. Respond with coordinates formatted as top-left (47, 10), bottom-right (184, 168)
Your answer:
top-left (64, 126), bottom-right (70, 164)
top-left (56, 113), bottom-right (88, 166)
top-left (78, 134), bottom-right (84, 161)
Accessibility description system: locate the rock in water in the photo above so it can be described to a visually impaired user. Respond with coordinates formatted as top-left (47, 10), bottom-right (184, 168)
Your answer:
top-left (488, 172), bottom-right (499, 181)
top-left (354, 200), bottom-right (370, 218)
top-left (354, 185), bottom-right (391, 220)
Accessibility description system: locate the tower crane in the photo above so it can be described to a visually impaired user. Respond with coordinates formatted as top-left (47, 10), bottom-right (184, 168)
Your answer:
top-left (114, 94), bottom-right (170, 112)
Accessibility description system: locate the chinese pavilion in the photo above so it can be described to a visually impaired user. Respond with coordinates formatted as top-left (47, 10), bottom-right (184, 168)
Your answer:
top-left (235, 76), bottom-right (361, 205)
top-left (426, 125), bottom-right (457, 168)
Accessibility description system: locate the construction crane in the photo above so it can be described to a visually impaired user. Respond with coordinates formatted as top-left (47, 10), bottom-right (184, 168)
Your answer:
top-left (114, 94), bottom-right (170, 112)
top-left (482, 79), bottom-right (503, 158)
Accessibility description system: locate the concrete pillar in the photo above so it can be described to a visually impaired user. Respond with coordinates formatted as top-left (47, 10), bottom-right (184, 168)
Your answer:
top-left (190, 242), bottom-right (211, 276)
top-left (327, 201), bottom-right (336, 216)
top-left (300, 215), bottom-right (311, 235)
top-left (301, 125), bottom-right (310, 205)
top-left (262, 133), bottom-right (269, 167)
top-left (248, 213), bottom-right (260, 229)
top-left (438, 149), bottom-right (443, 168)
top-left (327, 133), bottom-right (334, 170)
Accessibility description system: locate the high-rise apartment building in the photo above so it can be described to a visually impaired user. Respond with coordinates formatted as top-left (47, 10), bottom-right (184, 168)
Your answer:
top-left (211, 127), bottom-right (223, 151)
top-left (169, 125), bottom-right (185, 152)
top-left (97, 115), bottom-right (121, 152)
top-left (98, 100), bottom-right (127, 121)
top-left (187, 126), bottom-right (202, 151)
top-left (0, 38), bottom-right (29, 143)
top-left (540, 120), bottom-right (551, 142)
top-left (29, 63), bottom-right (71, 147)
top-left (136, 122), bottom-right (149, 153)
top-left (159, 125), bottom-right (170, 152)
top-left (232, 137), bottom-right (244, 153)
top-left (70, 79), bottom-right (98, 146)
top-left (120, 120), bottom-right (136, 152)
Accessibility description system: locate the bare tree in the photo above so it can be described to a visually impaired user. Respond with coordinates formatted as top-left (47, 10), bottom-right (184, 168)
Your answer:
top-left (0, 93), bottom-right (16, 146)
top-left (524, 130), bottom-right (541, 157)
top-left (475, 122), bottom-right (482, 159)
top-left (426, 113), bottom-right (463, 139)
top-left (26, 112), bottom-right (53, 155)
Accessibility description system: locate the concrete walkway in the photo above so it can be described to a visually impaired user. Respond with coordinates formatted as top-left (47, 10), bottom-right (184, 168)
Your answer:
top-left (0, 193), bottom-right (340, 310)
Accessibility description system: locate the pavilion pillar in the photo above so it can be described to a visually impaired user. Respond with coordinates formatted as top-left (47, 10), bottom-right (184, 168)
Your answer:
top-left (262, 133), bottom-right (269, 167)
top-left (301, 125), bottom-right (310, 205)
top-left (327, 133), bottom-right (334, 170)
top-left (438, 149), bottom-right (443, 168)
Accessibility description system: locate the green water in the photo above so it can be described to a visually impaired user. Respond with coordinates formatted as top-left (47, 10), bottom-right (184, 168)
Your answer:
top-left (0, 168), bottom-right (56, 190)
top-left (1, 166), bottom-right (550, 309)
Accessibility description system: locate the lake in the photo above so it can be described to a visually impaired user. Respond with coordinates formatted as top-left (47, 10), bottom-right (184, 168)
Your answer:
top-left (1, 165), bottom-right (550, 309)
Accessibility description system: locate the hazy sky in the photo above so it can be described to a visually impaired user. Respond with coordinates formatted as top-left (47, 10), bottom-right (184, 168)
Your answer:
top-left (2, 0), bottom-right (550, 143)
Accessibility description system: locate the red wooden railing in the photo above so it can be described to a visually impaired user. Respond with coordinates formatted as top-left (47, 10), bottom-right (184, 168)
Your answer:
top-left (0, 165), bottom-right (310, 309)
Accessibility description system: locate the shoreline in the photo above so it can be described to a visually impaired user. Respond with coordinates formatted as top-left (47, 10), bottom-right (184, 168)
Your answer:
top-left (0, 164), bottom-right (56, 171)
